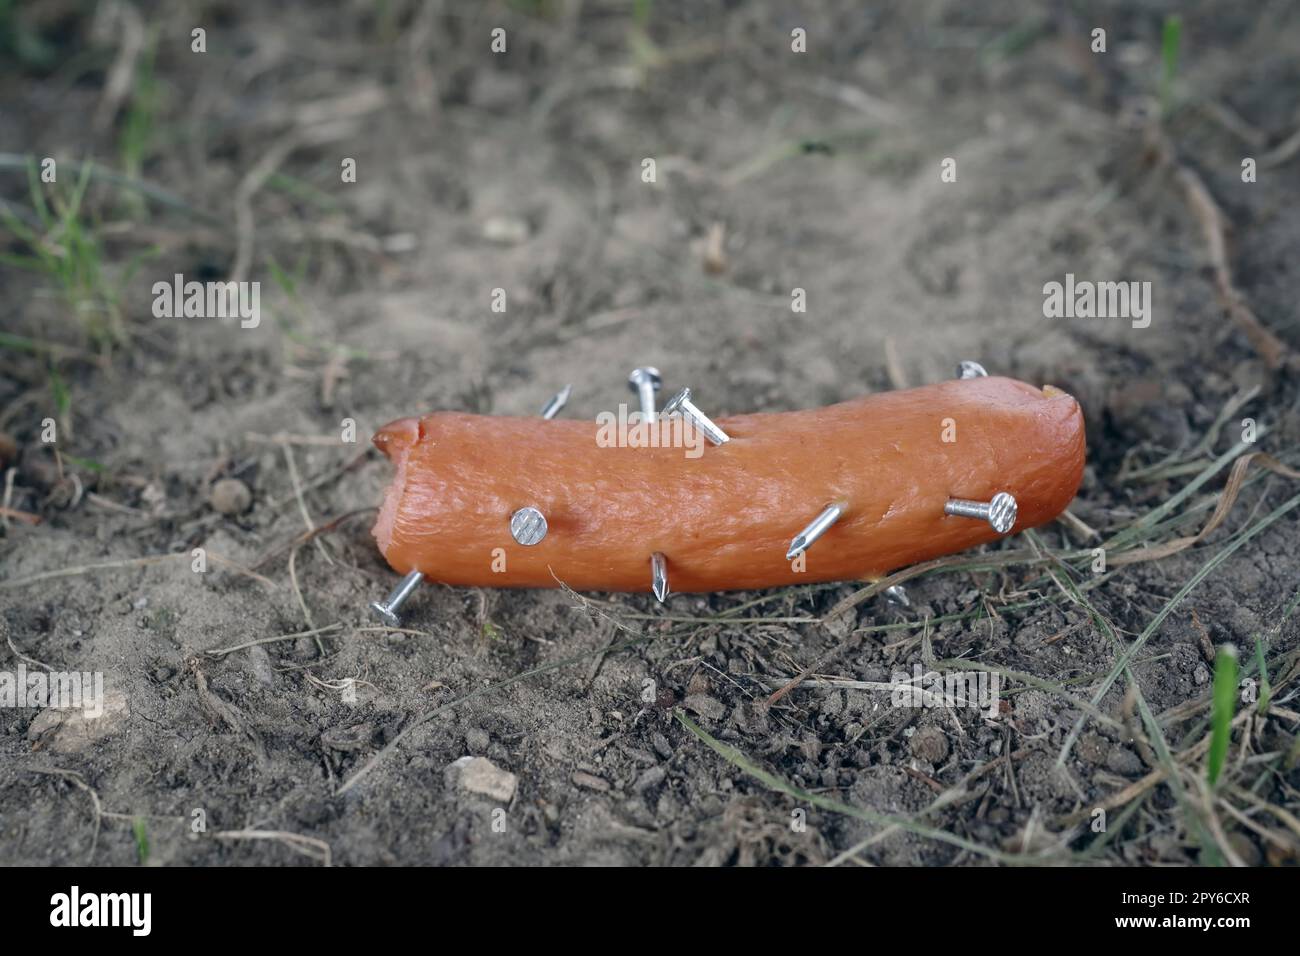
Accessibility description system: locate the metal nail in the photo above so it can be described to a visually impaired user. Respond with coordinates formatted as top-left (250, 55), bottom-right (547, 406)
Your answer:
top-left (628, 367), bottom-right (662, 425)
top-left (540, 384), bottom-right (572, 420)
top-left (650, 552), bottom-right (669, 602)
top-left (884, 584), bottom-right (910, 607)
top-left (370, 570), bottom-right (425, 626)
top-left (956, 361), bottom-right (988, 380)
top-left (786, 500), bottom-right (848, 560)
top-left (662, 387), bottom-right (730, 446)
top-left (944, 492), bottom-right (1018, 534)
top-left (510, 506), bottom-right (548, 545)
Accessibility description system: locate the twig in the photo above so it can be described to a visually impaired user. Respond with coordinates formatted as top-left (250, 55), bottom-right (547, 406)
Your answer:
top-left (250, 507), bottom-right (375, 571)
top-left (205, 623), bottom-right (342, 659)
top-left (213, 829), bottom-right (331, 866)
top-left (281, 443), bottom-right (332, 566)
top-left (27, 768), bottom-right (103, 862)
top-left (1144, 125), bottom-right (1292, 369)
top-left (1110, 452), bottom-right (1300, 565)
top-left (1259, 126), bottom-right (1300, 169)
top-left (0, 504), bottom-right (41, 525)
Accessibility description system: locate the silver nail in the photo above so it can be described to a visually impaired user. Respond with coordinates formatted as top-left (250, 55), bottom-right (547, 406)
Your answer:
top-left (510, 506), bottom-right (548, 545)
top-left (370, 570), bottom-right (424, 626)
top-left (944, 492), bottom-right (1018, 534)
top-left (786, 500), bottom-right (847, 560)
top-left (628, 367), bottom-right (662, 424)
top-left (662, 387), bottom-right (730, 445)
top-left (956, 361), bottom-right (988, 380)
top-left (884, 584), bottom-right (910, 607)
top-left (650, 552), bottom-right (669, 602)
top-left (540, 384), bottom-right (572, 420)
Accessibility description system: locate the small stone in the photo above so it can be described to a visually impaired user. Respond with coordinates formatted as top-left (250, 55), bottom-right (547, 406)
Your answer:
top-left (1077, 732), bottom-right (1110, 766)
top-left (1105, 746), bottom-right (1144, 776)
top-left (481, 216), bottom-right (530, 245)
top-left (45, 476), bottom-right (80, 509)
top-left (209, 478), bottom-right (252, 515)
top-left (465, 727), bottom-right (490, 752)
top-left (1227, 832), bottom-right (1262, 867)
top-left (28, 689), bottom-right (130, 753)
top-left (634, 766), bottom-right (667, 793)
top-left (573, 771), bottom-right (610, 792)
top-left (909, 725), bottom-right (949, 763)
top-left (446, 755), bottom-right (517, 802)
top-left (681, 694), bottom-right (725, 721)
top-left (246, 645), bottom-right (275, 687)
top-left (651, 732), bottom-right (673, 760)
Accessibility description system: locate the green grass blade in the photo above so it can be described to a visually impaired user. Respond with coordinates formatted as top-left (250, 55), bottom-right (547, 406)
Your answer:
top-left (1207, 644), bottom-right (1238, 786)
top-left (1160, 14), bottom-right (1182, 116)
top-left (132, 816), bottom-right (150, 864)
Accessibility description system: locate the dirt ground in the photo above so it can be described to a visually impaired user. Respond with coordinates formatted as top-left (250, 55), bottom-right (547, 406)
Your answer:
top-left (3, 0), bottom-right (1300, 866)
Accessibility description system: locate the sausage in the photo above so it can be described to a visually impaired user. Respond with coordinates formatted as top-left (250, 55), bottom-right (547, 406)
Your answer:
top-left (371, 376), bottom-right (1085, 593)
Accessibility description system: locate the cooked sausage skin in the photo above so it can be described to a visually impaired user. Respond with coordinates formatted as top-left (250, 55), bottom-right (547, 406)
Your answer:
top-left (372, 376), bottom-right (1085, 593)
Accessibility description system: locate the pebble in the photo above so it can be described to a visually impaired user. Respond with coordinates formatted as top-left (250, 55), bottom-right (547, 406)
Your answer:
top-left (481, 216), bottom-right (530, 245)
top-left (909, 725), bottom-right (949, 763)
top-left (651, 731), bottom-right (673, 760)
top-left (1077, 732), bottom-right (1110, 765)
top-left (681, 694), bottom-right (725, 721)
top-left (572, 771), bottom-right (610, 792)
top-left (1228, 832), bottom-right (1262, 867)
top-left (634, 766), bottom-right (667, 793)
top-left (209, 478), bottom-right (252, 515)
top-left (446, 755), bottom-right (517, 802)
top-left (28, 689), bottom-right (131, 753)
top-left (1105, 746), bottom-right (1144, 776)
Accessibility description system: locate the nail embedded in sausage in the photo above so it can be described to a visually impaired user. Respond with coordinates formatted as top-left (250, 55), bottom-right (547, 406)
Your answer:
top-left (786, 500), bottom-right (849, 560)
top-left (371, 376), bottom-right (1086, 594)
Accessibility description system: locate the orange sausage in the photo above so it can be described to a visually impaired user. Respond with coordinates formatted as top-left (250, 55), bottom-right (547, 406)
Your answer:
top-left (372, 376), bottom-right (1085, 593)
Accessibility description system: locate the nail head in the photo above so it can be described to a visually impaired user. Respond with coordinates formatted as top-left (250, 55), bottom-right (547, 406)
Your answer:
top-left (510, 506), bottom-right (548, 546)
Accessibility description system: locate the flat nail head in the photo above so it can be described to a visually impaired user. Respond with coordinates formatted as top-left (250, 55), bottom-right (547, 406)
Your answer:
top-left (510, 506), bottom-right (548, 545)
top-left (662, 387), bottom-right (691, 416)
top-left (628, 367), bottom-right (662, 391)
top-left (369, 569), bottom-right (424, 626)
top-left (662, 386), bottom-right (730, 445)
top-left (957, 361), bottom-right (989, 379)
top-left (987, 492), bottom-right (1018, 534)
top-left (884, 584), bottom-right (910, 607)
top-left (369, 601), bottom-right (402, 627)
